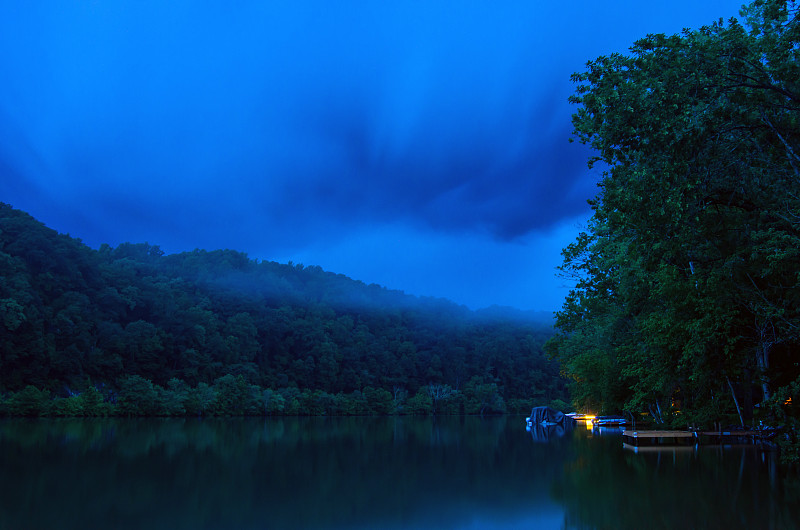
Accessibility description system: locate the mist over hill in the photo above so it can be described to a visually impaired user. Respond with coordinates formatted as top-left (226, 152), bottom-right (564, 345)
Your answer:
top-left (0, 202), bottom-right (566, 415)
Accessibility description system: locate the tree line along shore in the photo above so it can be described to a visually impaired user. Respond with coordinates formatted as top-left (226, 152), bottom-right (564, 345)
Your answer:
top-left (0, 202), bottom-right (567, 418)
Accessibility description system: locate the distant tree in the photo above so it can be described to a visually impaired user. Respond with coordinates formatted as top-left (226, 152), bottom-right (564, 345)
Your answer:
top-left (159, 378), bottom-right (189, 416)
top-left (186, 382), bottom-right (216, 417)
top-left (464, 377), bottom-right (505, 415)
top-left (405, 388), bottom-right (432, 415)
top-left (6, 386), bottom-right (49, 416)
top-left (427, 384), bottom-right (456, 415)
top-left (0, 298), bottom-right (26, 331)
top-left (363, 387), bottom-right (393, 415)
top-left (263, 389), bottom-right (286, 415)
top-left (117, 375), bottom-right (161, 416)
top-left (392, 386), bottom-right (408, 414)
top-left (79, 385), bottom-right (108, 416)
top-left (213, 374), bottom-right (251, 415)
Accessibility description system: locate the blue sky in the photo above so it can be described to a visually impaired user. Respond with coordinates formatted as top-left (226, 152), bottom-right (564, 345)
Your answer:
top-left (0, 0), bottom-right (744, 312)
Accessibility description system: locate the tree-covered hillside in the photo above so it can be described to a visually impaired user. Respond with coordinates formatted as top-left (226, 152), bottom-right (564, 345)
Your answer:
top-left (0, 202), bottom-right (565, 416)
top-left (547, 0), bottom-right (799, 454)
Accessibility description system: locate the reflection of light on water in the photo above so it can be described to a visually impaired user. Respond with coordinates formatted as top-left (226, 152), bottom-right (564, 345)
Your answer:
top-left (585, 420), bottom-right (593, 431)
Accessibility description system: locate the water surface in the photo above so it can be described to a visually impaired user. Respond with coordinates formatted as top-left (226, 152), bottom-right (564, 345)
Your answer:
top-left (0, 417), bottom-right (796, 529)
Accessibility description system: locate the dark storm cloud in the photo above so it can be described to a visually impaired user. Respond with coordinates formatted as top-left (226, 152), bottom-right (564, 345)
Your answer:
top-left (0, 1), bottom-right (744, 309)
top-left (279, 84), bottom-right (596, 241)
top-left (1, 0), bottom-right (600, 251)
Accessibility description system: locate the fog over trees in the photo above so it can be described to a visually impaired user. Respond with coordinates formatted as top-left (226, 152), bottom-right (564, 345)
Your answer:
top-left (0, 203), bottom-right (566, 417)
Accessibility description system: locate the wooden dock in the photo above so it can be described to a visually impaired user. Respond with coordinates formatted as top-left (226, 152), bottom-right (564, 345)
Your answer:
top-left (622, 430), bottom-right (697, 447)
top-left (622, 429), bottom-right (766, 450)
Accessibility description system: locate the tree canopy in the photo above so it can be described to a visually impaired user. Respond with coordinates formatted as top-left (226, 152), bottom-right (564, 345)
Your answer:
top-left (548, 0), bottom-right (800, 444)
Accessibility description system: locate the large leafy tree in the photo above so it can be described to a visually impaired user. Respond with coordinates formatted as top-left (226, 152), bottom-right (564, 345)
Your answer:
top-left (549, 0), bottom-right (800, 427)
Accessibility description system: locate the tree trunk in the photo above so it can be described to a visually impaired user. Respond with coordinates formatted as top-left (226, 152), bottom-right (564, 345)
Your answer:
top-left (727, 376), bottom-right (745, 428)
top-left (756, 343), bottom-right (771, 403)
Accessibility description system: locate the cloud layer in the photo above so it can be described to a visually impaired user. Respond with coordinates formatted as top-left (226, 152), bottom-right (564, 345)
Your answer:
top-left (0, 0), bottom-right (744, 309)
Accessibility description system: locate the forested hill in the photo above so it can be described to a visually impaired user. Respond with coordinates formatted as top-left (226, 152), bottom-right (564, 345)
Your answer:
top-left (0, 202), bottom-right (565, 415)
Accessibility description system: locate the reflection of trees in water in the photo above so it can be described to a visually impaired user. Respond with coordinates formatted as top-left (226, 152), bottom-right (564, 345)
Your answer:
top-left (553, 431), bottom-right (800, 530)
top-left (0, 417), bottom-right (571, 530)
top-left (4, 419), bottom-right (794, 529)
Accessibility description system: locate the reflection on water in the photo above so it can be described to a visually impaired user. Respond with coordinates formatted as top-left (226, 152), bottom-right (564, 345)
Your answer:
top-left (556, 427), bottom-right (800, 530)
top-left (0, 417), bottom-right (797, 529)
top-left (526, 421), bottom-right (574, 443)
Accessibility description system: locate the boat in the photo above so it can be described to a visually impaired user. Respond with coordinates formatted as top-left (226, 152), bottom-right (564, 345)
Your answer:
top-left (525, 406), bottom-right (575, 427)
top-left (565, 412), bottom-right (594, 421)
top-left (591, 415), bottom-right (628, 427)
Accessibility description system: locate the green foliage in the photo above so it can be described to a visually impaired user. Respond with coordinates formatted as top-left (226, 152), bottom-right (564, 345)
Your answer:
top-left (764, 376), bottom-right (800, 463)
top-left (50, 395), bottom-right (85, 417)
top-left (117, 375), bottom-right (161, 416)
top-left (463, 377), bottom-right (506, 415)
top-left (47, 386), bottom-right (111, 417)
top-left (505, 399), bottom-right (531, 414)
top-left (405, 389), bottom-right (432, 415)
top-left (212, 374), bottom-right (254, 415)
top-left (158, 378), bottom-right (189, 416)
top-left (0, 202), bottom-right (569, 416)
top-left (185, 382), bottom-right (217, 416)
top-left (5, 386), bottom-right (50, 416)
top-left (361, 387), bottom-right (393, 415)
top-left (549, 399), bottom-right (571, 413)
top-left (79, 386), bottom-right (110, 416)
top-left (0, 298), bottom-right (25, 331)
top-left (551, 0), bottom-right (800, 441)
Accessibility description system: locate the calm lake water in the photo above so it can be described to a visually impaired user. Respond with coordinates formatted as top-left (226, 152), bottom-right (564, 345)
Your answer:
top-left (0, 416), bottom-right (797, 530)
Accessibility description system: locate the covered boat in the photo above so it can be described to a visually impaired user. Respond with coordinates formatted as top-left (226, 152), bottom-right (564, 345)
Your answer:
top-left (525, 406), bottom-right (575, 427)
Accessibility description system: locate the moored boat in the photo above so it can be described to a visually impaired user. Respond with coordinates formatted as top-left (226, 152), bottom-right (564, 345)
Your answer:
top-left (525, 406), bottom-right (575, 427)
top-left (591, 415), bottom-right (628, 427)
top-left (565, 412), bottom-right (594, 421)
